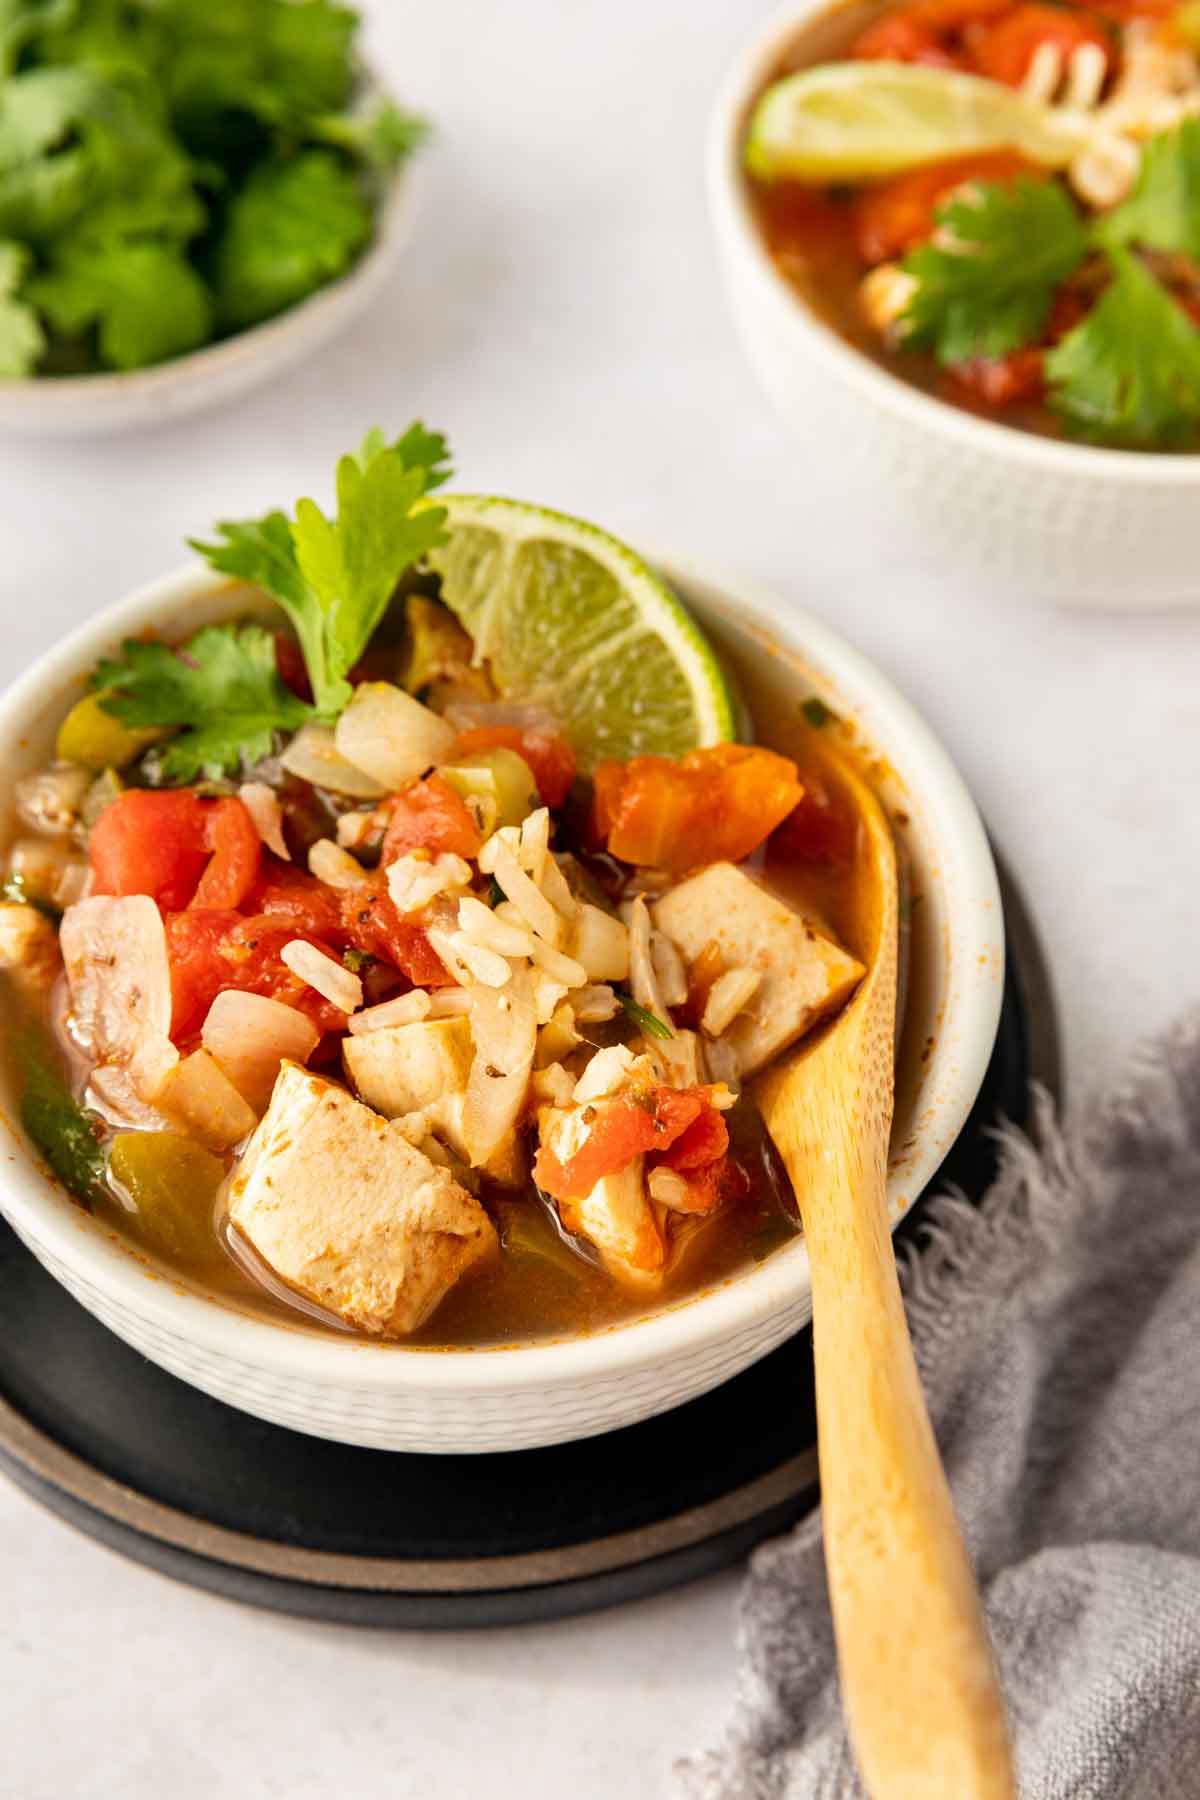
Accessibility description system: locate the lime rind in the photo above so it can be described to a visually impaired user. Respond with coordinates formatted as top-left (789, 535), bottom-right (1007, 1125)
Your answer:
top-left (744, 63), bottom-right (1088, 184)
top-left (427, 495), bottom-right (738, 770)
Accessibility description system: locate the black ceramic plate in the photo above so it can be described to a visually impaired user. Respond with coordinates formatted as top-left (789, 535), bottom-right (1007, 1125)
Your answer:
top-left (0, 862), bottom-right (1058, 1629)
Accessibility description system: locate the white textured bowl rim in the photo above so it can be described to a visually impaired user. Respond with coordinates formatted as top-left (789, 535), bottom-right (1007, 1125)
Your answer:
top-left (708, 0), bottom-right (1200, 482)
top-left (0, 152), bottom-right (414, 413)
top-left (0, 556), bottom-right (1003, 1392)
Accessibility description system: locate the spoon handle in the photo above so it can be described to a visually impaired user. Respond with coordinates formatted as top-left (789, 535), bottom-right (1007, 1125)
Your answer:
top-left (802, 1096), bottom-right (1014, 1799)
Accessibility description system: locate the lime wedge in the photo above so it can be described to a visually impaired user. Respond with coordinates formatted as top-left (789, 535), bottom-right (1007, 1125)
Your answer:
top-left (426, 496), bottom-right (737, 771)
top-left (744, 63), bottom-right (1089, 184)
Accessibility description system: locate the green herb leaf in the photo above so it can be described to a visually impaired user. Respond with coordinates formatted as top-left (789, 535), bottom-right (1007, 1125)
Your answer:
top-left (29, 238), bottom-right (212, 370)
top-left (901, 177), bottom-right (1088, 365)
top-left (801, 696), bottom-right (837, 729)
top-left (212, 149), bottom-right (370, 332)
top-left (618, 993), bottom-right (675, 1041)
top-left (95, 622), bottom-right (311, 782)
top-left (1045, 247), bottom-right (1200, 449)
top-left (311, 98), bottom-right (429, 170)
top-left (487, 875), bottom-right (506, 908)
top-left (342, 946), bottom-right (371, 973)
top-left (0, 238), bottom-right (42, 374)
top-left (191, 425), bottom-right (452, 720)
top-left (16, 1024), bottom-right (107, 1208)
top-left (1094, 120), bottom-right (1200, 262)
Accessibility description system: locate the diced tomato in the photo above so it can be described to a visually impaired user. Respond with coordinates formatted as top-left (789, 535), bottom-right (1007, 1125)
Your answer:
top-left (658, 1106), bottom-right (730, 1173)
top-left (851, 0), bottom-right (1010, 63)
top-left (943, 346), bottom-right (1046, 408)
top-left (594, 744), bottom-right (803, 873)
top-left (90, 789), bottom-right (259, 912)
top-left (534, 1085), bottom-right (727, 1200)
top-left (381, 774), bottom-right (482, 864)
top-left (972, 5), bottom-right (1110, 85)
top-left (854, 153), bottom-right (1032, 262)
top-left (249, 866), bottom-right (449, 988)
top-left (191, 797), bottom-right (261, 909)
top-left (771, 778), bottom-right (858, 865)
top-left (451, 726), bottom-right (578, 809)
top-left (590, 761), bottom-right (628, 845)
top-left (164, 909), bottom-right (346, 1042)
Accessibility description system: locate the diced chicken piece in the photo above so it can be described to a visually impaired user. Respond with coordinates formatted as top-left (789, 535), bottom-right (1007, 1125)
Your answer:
top-left (343, 1018), bottom-right (525, 1187)
top-left (227, 1063), bottom-right (497, 1336)
top-left (539, 1101), bottom-right (664, 1291)
top-left (652, 863), bottom-right (864, 1079)
top-left (0, 901), bottom-right (61, 994)
top-left (59, 895), bottom-right (178, 1101)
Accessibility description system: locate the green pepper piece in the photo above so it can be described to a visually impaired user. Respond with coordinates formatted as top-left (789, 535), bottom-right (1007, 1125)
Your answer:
top-left (56, 692), bottom-right (167, 772)
top-left (439, 748), bottom-right (540, 836)
top-left (108, 1131), bottom-right (226, 1266)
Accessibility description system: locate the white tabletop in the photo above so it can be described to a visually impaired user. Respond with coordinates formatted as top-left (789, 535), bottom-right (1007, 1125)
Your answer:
top-left (3, 3), bottom-right (1199, 1794)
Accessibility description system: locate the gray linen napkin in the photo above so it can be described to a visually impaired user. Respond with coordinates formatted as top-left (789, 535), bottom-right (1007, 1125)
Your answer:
top-left (677, 1010), bottom-right (1200, 1799)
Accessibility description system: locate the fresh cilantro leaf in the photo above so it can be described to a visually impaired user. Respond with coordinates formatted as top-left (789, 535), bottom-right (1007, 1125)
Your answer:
top-left (0, 65), bottom-right (99, 166)
top-left (0, 0), bottom-right (74, 77)
top-left (1045, 248), bottom-right (1200, 449)
top-left (95, 622), bottom-right (311, 782)
top-left (16, 1024), bottom-right (107, 1209)
top-left (0, 239), bottom-right (43, 375)
top-left (213, 149), bottom-right (370, 332)
top-left (1093, 121), bottom-right (1200, 262)
top-left (191, 426), bottom-right (452, 720)
top-left (342, 946), bottom-right (371, 973)
top-left (161, 0), bottom-right (357, 135)
top-left (618, 994), bottom-right (675, 1041)
top-left (312, 98), bottom-right (429, 170)
top-left (29, 239), bottom-right (212, 370)
top-left (901, 177), bottom-right (1088, 365)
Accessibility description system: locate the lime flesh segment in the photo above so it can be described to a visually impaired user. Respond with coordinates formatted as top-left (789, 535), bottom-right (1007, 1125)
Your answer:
top-left (426, 496), bottom-right (737, 771)
top-left (744, 63), bottom-right (1089, 183)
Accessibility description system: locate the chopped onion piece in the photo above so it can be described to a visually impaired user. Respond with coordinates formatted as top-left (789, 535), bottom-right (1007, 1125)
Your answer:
top-left (535, 1002), bottom-right (580, 1066)
top-left (157, 1049), bottom-right (258, 1151)
top-left (537, 852), bottom-right (580, 920)
top-left (280, 940), bottom-right (362, 1012)
top-left (334, 682), bottom-right (456, 791)
top-left (650, 930), bottom-right (688, 1007)
top-left (532, 1064), bottom-right (576, 1109)
top-left (238, 782), bottom-right (290, 861)
top-left (531, 971), bottom-right (569, 1024)
top-left (281, 723), bottom-right (388, 799)
top-left (702, 967), bottom-right (762, 1038)
top-left (573, 904), bottom-right (630, 983)
top-left (462, 970), bottom-right (536, 1165)
top-left (648, 1166), bottom-right (693, 1210)
top-left (574, 1044), bottom-right (637, 1104)
top-left (572, 983), bottom-right (619, 1022)
top-left (201, 991), bottom-right (319, 1111)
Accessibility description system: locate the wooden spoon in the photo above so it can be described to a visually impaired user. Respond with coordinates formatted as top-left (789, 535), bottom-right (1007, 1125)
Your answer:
top-left (755, 763), bottom-right (1014, 1800)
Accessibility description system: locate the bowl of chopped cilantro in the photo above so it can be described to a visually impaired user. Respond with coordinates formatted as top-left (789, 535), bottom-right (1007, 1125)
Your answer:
top-left (0, 0), bottom-right (426, 433)
top-left (710, 0), bottom-right (1200, 607)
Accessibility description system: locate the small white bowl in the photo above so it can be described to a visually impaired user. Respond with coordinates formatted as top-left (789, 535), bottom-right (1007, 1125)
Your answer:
top-left (0, 163), bottom-right (420, 437)
top-left (0, 556), bottom-right (1003, 1452)
top-left (708, 0), bottom-right (1200, 609)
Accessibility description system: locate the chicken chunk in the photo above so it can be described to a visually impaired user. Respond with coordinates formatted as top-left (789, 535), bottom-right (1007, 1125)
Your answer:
top-left (652, 862), bottom-right (864, 1078)
top-left (59, 894), bottom-right (178, 1101)
top-left (343, 1017), bottom-right (526, 1187)
top-left (227, 1062), bottom-right (498, 1336)
top-left (0, 901), bottom-right (61, 995)
top-left (538, 1099), bottom-right (665, 1292)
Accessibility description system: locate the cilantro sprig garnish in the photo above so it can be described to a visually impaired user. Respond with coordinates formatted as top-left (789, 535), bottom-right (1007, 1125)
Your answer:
top-left (191, 423), bottom-right (452, 718)
top-left (618, 995), bottom-right (676, 1041)
top-left (897, 123), bottom-right (1200, 450)
top-left (95, 623), bottom-right (310, 783)
top-left (90, 424), bottom-right (453, 783)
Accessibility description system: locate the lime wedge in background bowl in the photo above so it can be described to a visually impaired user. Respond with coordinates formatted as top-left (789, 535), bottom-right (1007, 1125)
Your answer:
top-left (427, 496), bottom-right (738, 769)
top-left (744, 63), bottom-right (1090, 182)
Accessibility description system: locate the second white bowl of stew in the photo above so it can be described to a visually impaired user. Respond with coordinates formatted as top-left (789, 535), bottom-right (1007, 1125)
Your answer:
top-left (0, 427), bottom-right (1003, 1452)
top-left (710, 0), bottom-right (1200, 607)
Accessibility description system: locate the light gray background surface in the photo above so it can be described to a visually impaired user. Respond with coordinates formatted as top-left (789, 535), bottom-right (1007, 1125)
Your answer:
top-left (2, 3), bottom-right (1198, 1793)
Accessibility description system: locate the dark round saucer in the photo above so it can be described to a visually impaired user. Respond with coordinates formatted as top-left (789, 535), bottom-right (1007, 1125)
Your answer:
top-left (0, 861), bottom-right (1058, 1629)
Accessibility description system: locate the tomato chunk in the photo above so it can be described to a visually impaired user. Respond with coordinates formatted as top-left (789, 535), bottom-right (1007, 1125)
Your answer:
top-left (593, 744), bottom-right (803, 873)
top-left (534, 1086), bottom-right (727, 1201)
top-left (249, 867), bottom-right (449, 988)
top-left (973, 5), bottom-right (1110, 85)
top-left (381, 774), bottom-right (482, 863)
top-left (854, 153), bottom-right (1033, 262)
top-left (164, 910), bottom-right (345, 1042)
top-left (191, 797), bottom-right (262, 909)
top-left (658, 1106), bottom-right (730, 1172)
top-left (451, 726), bottom-right (577, 809)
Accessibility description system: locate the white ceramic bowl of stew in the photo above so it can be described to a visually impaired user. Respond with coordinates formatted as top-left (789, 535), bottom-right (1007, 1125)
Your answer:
top-left (708, 0), bottom-right (1200, 610)
top-left (0, 557), bottom-right (1003, 1452)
